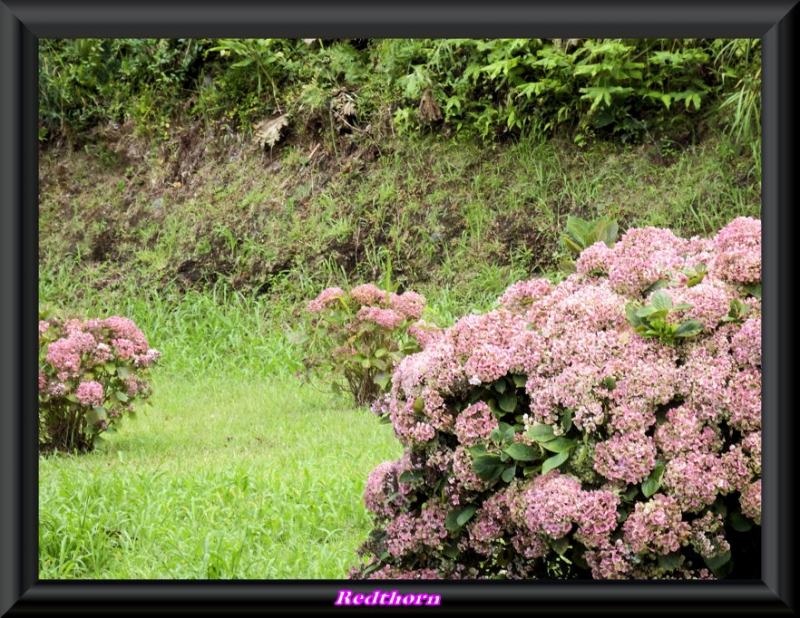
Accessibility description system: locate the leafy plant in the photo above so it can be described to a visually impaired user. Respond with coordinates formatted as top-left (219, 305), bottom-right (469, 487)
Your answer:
top-left (625, 290), bottom-right (703, 345)
top-left (351, 218), bottom-right (761, 581)
top-left (38, 306), bottom-right (161, 453)
top-left (299, 283), bottom-right (428, 407)
top-left (560, 215), bottom-right (619, 273)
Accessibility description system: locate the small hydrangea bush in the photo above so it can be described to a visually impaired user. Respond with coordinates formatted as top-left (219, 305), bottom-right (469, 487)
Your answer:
top-left (301, 283), bottom-right (434, 407)
top-left (349, 217), bottom-right (761, 580)
top-left (38, 308), bottom-right (161, 454)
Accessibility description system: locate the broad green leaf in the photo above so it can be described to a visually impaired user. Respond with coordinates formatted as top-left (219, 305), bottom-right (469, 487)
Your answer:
top-left (550, 536), bottom-right (570, 556)
top-left (375, 372), bottom-right (392, 390)
top-left (115, 391), bottom-right (128, 402)
top-left (636, 305), bottom-right (661, 318)
top-left (504, 443), bottom-right (539, 461)
top-left (117, 365), bottom-right (132, 379)
top-left (566, 216), bottom-right (593, 245)
top-left (399, 470), bottom-right (424, 483)
top-left (672, 303), bottom-right (693, 311)
top-left (374, 348), bottom-right (387, 358)
top-left (511, 374), bottom-right (527, 388)
top-left (442, 540), bottom-right (460, 559)
top-left (498, 422), bottom-right (515, 443)
top-left (625, 303), bottom-right (642, 327)
top-left (498, 392), bottom-right (517, 413)
top-left (642, 279), bottom-right (669, 296)
top-left (658, 551), bottom-right (683, 571)
top-left (600, 377), bottom-right (616, 390)
top-left (562, 236), bottom-right (585, 255)
top-left (743, 282), bottom-right (762, 300)
top-left (728, 510), bottom-right (754, 532)
top-left (674, 320), bottom-right (703, 337)
top-left (413, 396), bottom-right (424, 413)
top-left (493, 378), bottom-right (507, 394)
top-left (467, 444), bottom-right (489, 458)
top-left (541, 437), bottom-right (576, 453)
top-left (703, 549), bottom-right (732, 572)
top-left (641, 462), bottom-right (666, 497)
top-left (457, 505), bottom-right (478, 527)
top-left (541, 449), bottom-right (570, 475)
top-left (472, 455), bottom-right (506, 481)
top-left (527, 423), bottom-right (556, 443)
top-left (561, 408), bottom-right (573, 433)
top-left (501, 465), bottom-right (517, 483)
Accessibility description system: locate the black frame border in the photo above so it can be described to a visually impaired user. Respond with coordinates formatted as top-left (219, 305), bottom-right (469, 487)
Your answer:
top-left (1, 1), bottom-right (796, 614)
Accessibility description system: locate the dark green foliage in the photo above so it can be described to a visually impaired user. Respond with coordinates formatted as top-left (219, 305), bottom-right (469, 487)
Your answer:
top-left (39, 37), bottom-right (761, 149)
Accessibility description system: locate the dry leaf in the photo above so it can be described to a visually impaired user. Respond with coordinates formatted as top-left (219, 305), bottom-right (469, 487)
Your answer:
top-left (253, 114), bottom-right (289, 148)
top-left (418, 88), bottom-right (442, 123)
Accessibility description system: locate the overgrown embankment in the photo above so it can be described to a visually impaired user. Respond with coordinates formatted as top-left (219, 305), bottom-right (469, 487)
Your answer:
top-left (38, 38), bottom-right (761, 375)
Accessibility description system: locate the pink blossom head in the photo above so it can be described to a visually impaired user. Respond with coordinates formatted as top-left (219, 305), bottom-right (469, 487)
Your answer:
top-left (306, 287), bottom-right (345, 313)
top-left (75, 380), bottom-right (104, 407)
top-left (350, 283), bottom-right (387, 306)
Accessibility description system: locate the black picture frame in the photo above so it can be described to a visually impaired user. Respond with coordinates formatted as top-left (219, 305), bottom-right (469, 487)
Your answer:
top-left (2, 1), bottom-right (796, 614)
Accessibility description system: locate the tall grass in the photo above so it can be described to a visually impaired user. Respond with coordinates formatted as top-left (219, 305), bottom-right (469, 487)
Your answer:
top-left (39, 375), bottom-right (402, 579)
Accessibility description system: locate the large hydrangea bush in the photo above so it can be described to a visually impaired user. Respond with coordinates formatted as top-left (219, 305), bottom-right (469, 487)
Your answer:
top-left (349, 217), bottom-right (761, 580)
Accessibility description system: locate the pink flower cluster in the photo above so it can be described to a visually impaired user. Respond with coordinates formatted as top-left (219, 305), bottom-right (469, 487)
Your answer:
top-left (353, 218), bottom-right (761, 581)
top-left (39, 312), bottom-right (161, 452)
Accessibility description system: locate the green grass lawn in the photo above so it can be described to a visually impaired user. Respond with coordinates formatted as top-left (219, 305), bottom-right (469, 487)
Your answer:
top-left (38, 373), bottom-right (402, 579)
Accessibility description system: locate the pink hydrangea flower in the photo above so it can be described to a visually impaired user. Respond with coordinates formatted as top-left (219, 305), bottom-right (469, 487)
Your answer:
top-left (75, 380), bottom-right (104, 407)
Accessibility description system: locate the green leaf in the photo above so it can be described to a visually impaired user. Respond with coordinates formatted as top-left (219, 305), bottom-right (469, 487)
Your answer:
top-left (374, 348), bottom-right (387, 358)
top-left (658, 551), bottom-right (683, 571)
top-left (541, 450), bottom-right (570, 475)
top-left (472, 455), bottom-right (506, 481)
top-left (674, 320), bottom-right (703, 337)
top-left (442, 540), bottom-right (461, 559)
top-left (498, 392), bottom-right (518, 413)
top-left (641, 279), bottom-right (669, 296)
top-left (703, 549), bottom-right (732, 572)
top-left (501, 464), bottom-right (517, 483)
top-left (562, 236), bottom-right (585, 256)
top-left (728, 510), bottom-right (754, 532)
top-left (504, 443), bottom-right (539, 461)
top-left (625, 303), bottom-right (642, 327)
top-left (467, 444), bottom-right (489, 458)
top-left (493, 378), bottom-right (507, 394)
top-left (115, 391), bottom-right (129, 402)
top-left (526, 423), bottom-right (556, 443)
top-left (457, 505), bottom-right (478, 527)
top-left (399, 470), bottom-right (424, 483)
top-left (375, 372), bottom-right (392, 390)
top-left (641, 462), bottom-right (666, 498)
top-left (511, 374), bottom-right (527, 388)
top-left (743, 282), bottom-right (762, 300)
top-left (600, 377), bottom-right (616, 391)
top-left (501, 422), bottom-right (516, 442)
top-left (413, 396), bottom-right (424, 413)
top-left (541, 437), bottom-right (576, 453)
top-left (86, 407), bottom-right (106, 424)
top-left (621, 485), bottom-right (639, 502)
top-left (672, 303), bottom-right (693, 311)
top-left (636, 305), bottom-right (661, 318)
top-left (561, 408), bottom-right (573, 433)
top-left (550, 536), bottom-right (570, 556)
top-left (103, 363), bottom-right (117, 375)
top-left (117, 365), bottom-right (132, 379)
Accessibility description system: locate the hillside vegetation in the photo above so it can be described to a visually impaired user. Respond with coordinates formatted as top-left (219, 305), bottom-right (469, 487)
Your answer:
top-left (39, 37), bottom-right (761, 373)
